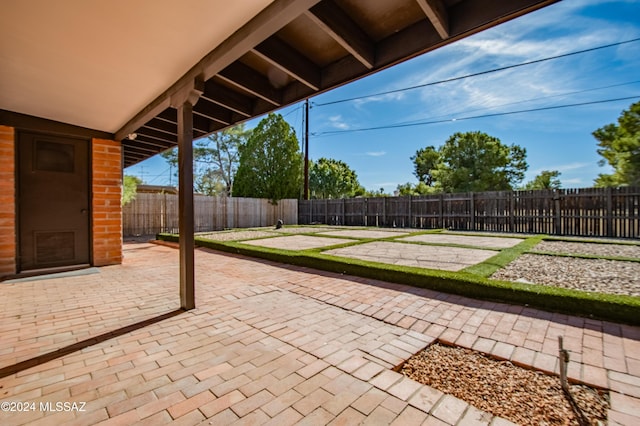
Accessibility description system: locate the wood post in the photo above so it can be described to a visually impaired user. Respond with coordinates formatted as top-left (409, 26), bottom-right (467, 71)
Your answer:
top-left (172, 77), bottom-right (204, 311)
top-left (438, 194), bottom-right (444, 229)
top-left (606, 187), bottom-right (613, 237)
top-left (469, 192), bottom-right (475, 231)
top-left (554, 193), bottom-right (562, 236)
top-left (304, 99), bottom-right (309, 200)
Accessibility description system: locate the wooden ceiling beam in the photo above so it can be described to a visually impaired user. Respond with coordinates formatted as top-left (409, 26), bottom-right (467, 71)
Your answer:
top-left (376, 20), bottom-right (442, 70)
top-left (415, 0), bottom-right (449, 39)
top-left (192, 115), bottom-right (213, 134)
top-left (306, 0), bottom-right (375, 69)
top-left (121, 144), bottom-right (157, 157)
top-left (193, 98), bottom-right (233, 125)
top-left (252, 37), bottom-right (321, 90)
top-left (203, 80), bottom-right (254, 117)
top-left (135, 135), bottom-right (178, 153)
top-left (143, 119), bottom-right (177, 136)
top-left (122, 135), bottom-right (171, 153)
top-left (217, 62), bottom-right (283, 106)
top-left (155, 108), bottom-right (177, 123)
top-left (121, 142), bottom-right (157, 155)
top-left (123, 155), bottom-right (145, 168)
top-left (135, 127), bottom-right (177, 145)
top-left (154, 108), bottom-right (211, 134)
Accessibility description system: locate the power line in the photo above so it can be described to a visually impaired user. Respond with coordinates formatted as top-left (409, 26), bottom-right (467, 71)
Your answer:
top-left (313, 37), bottom-right (640, 107)
top-left (385, 79), bottom-right (640, 127)
top-left (313, 95), bottom-right (640, 136)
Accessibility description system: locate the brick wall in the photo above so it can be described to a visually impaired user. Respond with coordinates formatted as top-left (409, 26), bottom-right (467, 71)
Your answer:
top-left (0, 126), bottom-right (16, 277)
top-left (92, 138), bottom-right (123, 266)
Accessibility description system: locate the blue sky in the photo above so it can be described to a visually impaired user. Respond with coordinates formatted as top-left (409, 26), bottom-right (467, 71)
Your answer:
top-left (126, 0), bottom-right (640, 193)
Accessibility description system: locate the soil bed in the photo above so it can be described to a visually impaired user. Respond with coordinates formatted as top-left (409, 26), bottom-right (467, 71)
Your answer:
top-left (401, 343), bottom-right (609, 425)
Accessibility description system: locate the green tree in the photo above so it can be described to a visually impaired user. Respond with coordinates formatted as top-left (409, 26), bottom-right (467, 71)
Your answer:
top-left (362, 187), bottom-right (388, 197)
top-left (233, 113), bottom-right (303, 203)
top-left (122, 175), bottom-right (142, 206)
top-left (432, 131), bottom-right (528, 192)
top-left (593, 101), bottom-right (640, 187)
top-left (522, 170), bottom-right (562, 190)
top-left (411, 146), bottom-right (440, 186)
top-left (161, 125), bottom-right (247, 196)
top-left (309, 158), bottom-right (361, 199)
top-left (395, 181), bottom-right (436, 196)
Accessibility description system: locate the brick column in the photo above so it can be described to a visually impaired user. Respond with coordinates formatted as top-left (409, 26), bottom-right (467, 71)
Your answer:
top-left (92, 139), bottom-right (122, 266)
top-left (0, 126), bottom-right (16, 277)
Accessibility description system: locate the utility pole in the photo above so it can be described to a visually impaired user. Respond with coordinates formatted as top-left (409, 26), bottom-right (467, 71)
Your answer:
top-left (304, 99), bottom-right (310, 200)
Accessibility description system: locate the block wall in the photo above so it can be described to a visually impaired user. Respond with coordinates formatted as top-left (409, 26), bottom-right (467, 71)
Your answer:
top-left (0, 126), bottom-right (16, 277)
top-left (92, 138), bottom-right (123, 266)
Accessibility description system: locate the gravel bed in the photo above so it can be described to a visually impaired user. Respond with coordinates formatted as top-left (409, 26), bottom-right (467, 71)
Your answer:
top-left (491, 254), bottom-right (640, 297)
top-left (534, 240), bottom-right (640, 258)
top-left (401, 343), bottom-right (609, 425)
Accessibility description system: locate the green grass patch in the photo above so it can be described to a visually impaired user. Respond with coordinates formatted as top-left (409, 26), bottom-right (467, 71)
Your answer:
top-left (158, 232), bottom-right (640, 325)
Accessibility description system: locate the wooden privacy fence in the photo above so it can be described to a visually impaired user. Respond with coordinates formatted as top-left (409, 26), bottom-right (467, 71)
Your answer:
top-left (298, 187), bottom-right (640, 239)
top-left (123, 193), bottom-right (297, 236)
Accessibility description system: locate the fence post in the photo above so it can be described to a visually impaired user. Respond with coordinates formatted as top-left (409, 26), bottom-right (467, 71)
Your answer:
top-left (408, 195), bottom-right (413, 229)
top-left (606, 187), bottom-right (613, 237)
top-left (161, 193), bottom-right (167, 233)
top-left (342, 198), bottom-right (346, 225)
top-left (324, 199), bottom-right (328, 224)
top-left (470, 192), bottom-right (475, 231)
top-left (439, 194), bottom-right (444, 229)
top-left (554, 192), bottom-right (562, 236)
top-left (382, 197), bottom-right (387, 227)
top-left (509, 191), bottom-right (515, 233)
top-left (364, 198), bottom-right (368, 227)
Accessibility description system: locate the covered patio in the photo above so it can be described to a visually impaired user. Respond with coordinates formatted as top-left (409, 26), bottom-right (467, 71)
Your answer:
top-left (2, 0), bottom-right (560, 308)
top-left (3, 0), bottom-right (639, 424)
top-left (1, 242), bottom-right (638, 424)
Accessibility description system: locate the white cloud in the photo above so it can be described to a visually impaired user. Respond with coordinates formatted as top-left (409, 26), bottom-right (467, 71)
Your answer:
top-left (352, 91), bottom-right (405, 108)
top-left (530, 162), bottom-right (590, 175)
top-left (328, 115), bottom-right (349, 129)
top-left (381, 1), bottom-right (640, 122)
top-left (365, 151), bottom-right (386, 157)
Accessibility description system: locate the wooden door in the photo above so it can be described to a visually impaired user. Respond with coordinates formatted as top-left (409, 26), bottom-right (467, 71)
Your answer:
top-left (18, 132), bottom-right (90, 271)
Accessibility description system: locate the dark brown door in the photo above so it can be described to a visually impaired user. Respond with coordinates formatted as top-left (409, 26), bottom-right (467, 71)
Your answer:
top-left (18, 132), bottom-right (90, 271)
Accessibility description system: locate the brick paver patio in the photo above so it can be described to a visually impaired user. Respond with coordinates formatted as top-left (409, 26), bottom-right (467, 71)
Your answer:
top-left (1, 242), bottom-right (639, 425)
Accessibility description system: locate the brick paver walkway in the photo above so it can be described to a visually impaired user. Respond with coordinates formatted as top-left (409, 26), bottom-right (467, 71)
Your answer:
top-left (1, 242), bottom-right (638, 425)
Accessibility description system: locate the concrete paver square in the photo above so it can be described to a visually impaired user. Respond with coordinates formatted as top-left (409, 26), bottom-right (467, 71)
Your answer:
top-left (398, 233), bottom-right (523, 249)
top-left (318, 230), bottom-right (411, 239)
top-left (324, 241), bottom-right (496, 271)
top-left (240, 235), bottom-right (353, 250)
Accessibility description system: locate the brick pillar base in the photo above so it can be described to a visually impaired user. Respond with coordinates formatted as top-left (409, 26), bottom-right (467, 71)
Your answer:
top-left (0, 126), bottom-right (16, 277)
top-left (92, 139), bottom-right (122, 266)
